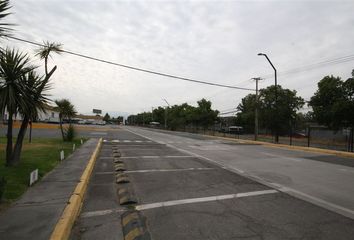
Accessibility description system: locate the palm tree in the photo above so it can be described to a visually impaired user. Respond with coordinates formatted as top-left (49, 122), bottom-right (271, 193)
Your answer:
top-left (0, 0), bottom-right (13, 39)
top-left (55, 99), bottom-right (76, 141)
top-left (35, 41), bottom-right (62, 76)
top-left (11, 71), bottom-right (52, 164)
top-left (0, 48), bottom-right (34, 166)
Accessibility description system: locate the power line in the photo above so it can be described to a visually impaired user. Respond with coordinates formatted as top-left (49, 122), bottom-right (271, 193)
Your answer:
top-left (261, 54), bottom-right (354, 79)
top-left (6, 35), bottom-right (255, 91)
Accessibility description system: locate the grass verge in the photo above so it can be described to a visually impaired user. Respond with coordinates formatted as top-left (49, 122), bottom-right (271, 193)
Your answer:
top-left (0, 137), bottom-right (86, 208)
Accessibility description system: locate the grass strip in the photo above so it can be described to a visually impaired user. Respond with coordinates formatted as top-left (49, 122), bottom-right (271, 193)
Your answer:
top-left (0, 137), bottom-right (86, 206)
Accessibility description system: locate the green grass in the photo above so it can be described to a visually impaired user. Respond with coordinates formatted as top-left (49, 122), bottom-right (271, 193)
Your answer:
top-left (0, 137), bottom-right (87, 204)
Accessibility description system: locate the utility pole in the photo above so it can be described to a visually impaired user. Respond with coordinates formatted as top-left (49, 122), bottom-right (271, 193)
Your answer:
top-left (151, 107), bottom-right (154, 122)
top-left (252, 77), bottom-right (263, 141)
top-left (163, 99), bottom-right (170, 129)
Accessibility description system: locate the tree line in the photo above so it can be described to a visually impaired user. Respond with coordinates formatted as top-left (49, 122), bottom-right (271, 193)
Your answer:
top-left (128, 69), bottom-right (353, 136)
top-left (235, 69), bottom-right (354, 134)
top-left (127, 99), bottom-right (219, 131)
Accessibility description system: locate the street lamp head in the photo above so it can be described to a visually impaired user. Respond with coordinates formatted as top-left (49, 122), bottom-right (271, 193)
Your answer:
top-left (257, 53), bottom-right (265, 56)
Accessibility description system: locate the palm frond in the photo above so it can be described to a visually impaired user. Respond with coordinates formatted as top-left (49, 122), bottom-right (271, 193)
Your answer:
top-left (0, 0), bottom-right (13, 38)
top-left (35, 41), bottom-right (63, 60)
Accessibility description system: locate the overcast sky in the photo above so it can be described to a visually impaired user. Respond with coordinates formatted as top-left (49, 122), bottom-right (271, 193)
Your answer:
top-left (4, 0), bottom-right (354, 117)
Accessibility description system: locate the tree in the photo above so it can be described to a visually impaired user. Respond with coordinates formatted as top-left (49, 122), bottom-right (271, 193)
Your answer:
top-left (0, 0), bottom-right (12, 39)
top-left (55, 99), bottom-right (76, 141)
top-left (103, 113), bottom-right (110, 122)
top-left (236, 86), bottom-right (304, 135)
top-left (35, 41), bottom-right (62, 76)
top-left (0, 48), bottom-right (34, 166)
top-left (11, 70), bottom-right (52, 164)
top-left (236, 94), bottom-right (256, 132)
top-left (195, 99), bottom-right (219, 130)
top-left (259, 85), bottom-right (304, 135)
top-left (309, 71), bottom-right (354, 129)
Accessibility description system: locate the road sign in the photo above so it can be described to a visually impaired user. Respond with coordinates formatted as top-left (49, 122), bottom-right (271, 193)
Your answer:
top-left (93, 109), bottom-right (102, 114)
top-left (60, 150), bottom-right (64, 161)
top-left (29, 169), bottom-right (38, 186)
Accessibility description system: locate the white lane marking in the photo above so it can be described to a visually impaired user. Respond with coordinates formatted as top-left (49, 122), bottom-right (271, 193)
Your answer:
top-left (81, 208), bottom-right (125, 218)
top-left (123, 140), bottom-right (131, 143)
top-left (103, 139), bottom-right (108, 142)
top-left (136, 189), bottom-right (278, 211)
top-left (120, 155), bottom-right (193, 159)
top-left (135, 140), bottom-right (142, 143)
top-left (126, 167), bottom-right (215, 173)
top-left (90, 132), bottom-right (107, 135)
top-left (112, 140), bottom-right (120, 143)
top-left (120, 156), bottom-right (139, 159)
top-left (164, 155), bottom-right (195, 158)
top-left (279, 186), bottom-right (354, 220)
top-left (338, 168), bottom-right (354, 173)
top-left (125, 128), bottom-right (354, 220)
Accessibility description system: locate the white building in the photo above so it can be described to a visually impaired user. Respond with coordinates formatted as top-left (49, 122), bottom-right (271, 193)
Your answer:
top-left (1, 105), bottom-right (60, 123)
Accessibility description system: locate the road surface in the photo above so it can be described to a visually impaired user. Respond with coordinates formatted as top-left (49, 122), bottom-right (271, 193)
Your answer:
top-left (72, 126), bottom-right (354, 240)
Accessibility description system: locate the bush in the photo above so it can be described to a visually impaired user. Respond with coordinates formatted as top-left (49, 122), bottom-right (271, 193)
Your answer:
top-left (0, 177), bottom-right (6, 202)
top-left (64, 124), bottom-right (76, 141)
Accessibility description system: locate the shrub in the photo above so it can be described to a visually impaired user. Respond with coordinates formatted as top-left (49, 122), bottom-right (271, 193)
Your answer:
top-left (64, 124), bottom-right (76, 141)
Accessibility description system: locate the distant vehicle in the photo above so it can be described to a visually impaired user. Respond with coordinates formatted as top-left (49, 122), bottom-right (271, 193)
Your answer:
top-left (149, 122), bottom-right (160, 128)
top-left (92, 120), bottom-right (106, 125)
top-left (228, 126), bottom-right (243, 134)
top-left (78, 120), bottom-right (87, 125)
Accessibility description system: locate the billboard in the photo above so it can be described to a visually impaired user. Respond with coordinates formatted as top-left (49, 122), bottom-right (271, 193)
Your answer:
top-left (93, 109), bottom-right (102, 114)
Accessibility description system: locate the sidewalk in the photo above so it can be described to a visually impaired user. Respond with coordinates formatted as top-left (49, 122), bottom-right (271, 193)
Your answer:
top-left (0, 138), bottom-right (100, 240)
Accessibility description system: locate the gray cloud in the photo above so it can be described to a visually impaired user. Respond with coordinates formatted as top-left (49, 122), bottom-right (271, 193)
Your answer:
top-left (4, 0), bottom-right (354, 117)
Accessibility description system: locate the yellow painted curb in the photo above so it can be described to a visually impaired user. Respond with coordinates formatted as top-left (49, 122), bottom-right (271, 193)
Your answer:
top-left (208, 135), bottom-right (354, 159)
top-left (50, 138), bottom-right (103, 240)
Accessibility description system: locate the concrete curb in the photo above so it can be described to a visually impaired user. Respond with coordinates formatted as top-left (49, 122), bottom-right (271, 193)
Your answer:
top-left (49, 138), bottom-right (103, 240)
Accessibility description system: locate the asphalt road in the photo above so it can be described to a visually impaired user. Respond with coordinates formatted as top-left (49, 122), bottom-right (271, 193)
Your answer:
top-left (72, 126), bottom-right (354, 240)
top-left (128, 126), bottom-right (354, 219)
top-left (0, 124), bottom-right (120, 139)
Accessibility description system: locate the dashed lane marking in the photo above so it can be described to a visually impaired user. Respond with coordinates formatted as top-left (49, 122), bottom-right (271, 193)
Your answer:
top-left (136, 189), bottom-right (278, 211)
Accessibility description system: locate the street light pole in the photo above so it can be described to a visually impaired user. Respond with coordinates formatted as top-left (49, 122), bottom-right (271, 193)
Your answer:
top-left (252, 77), bottom-right (262, 141)
top-left (258, 53), bottom-right (279, 143)
top-left (163, 99), bottom-right (170, 129)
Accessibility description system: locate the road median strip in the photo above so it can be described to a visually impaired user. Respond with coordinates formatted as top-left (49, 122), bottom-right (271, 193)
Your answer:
top-left (49, 138), bottom-right (103, 240)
